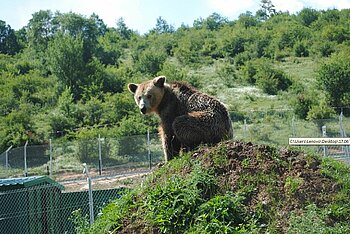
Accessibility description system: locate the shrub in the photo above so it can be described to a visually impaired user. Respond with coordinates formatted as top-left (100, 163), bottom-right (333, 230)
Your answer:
top-left (158, 61), bottom-right (187, 82)
top-left (317, 50), bottom-right (350, 111)
top-left (136, 48), bottom-right (167, 76)
top-left (241, 60), bottom-right (258, 84)
top-left (294, 41), bottom-right (309, 57)
top-left (255, 65), bottom-right (292, 95)
top-left (311, 41), bottom-right (336, 57)
top-left (290, 93), bottom-right (314, 119)
top-left (216, 62), bottom-right (238, 87)
top-left (307, 100), bottom-right (336, 120)
top-left (241, 58), bottom-right (292, 94)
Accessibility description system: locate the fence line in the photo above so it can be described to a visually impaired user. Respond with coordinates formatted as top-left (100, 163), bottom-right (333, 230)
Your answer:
top-left (234, 112), bottom-right (350, 163)
top-left (0, 133), bottom-right (163, 180)
top-left (0, 181), bottom-right (124, 234)
top-left (1, 113), bottom-right (350, 180)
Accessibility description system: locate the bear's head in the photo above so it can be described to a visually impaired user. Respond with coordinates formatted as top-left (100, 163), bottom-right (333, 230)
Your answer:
top-left (128, 76), bottom-right (166, 115)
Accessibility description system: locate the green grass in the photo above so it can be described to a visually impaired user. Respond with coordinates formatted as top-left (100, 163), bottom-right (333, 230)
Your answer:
top-left (275, 57), bottom-right (319, 88)
top-left (84, 141), bottom-right (350, 233)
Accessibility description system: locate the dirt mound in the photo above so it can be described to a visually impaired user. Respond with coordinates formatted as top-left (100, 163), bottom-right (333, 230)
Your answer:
top-left (192, 141), bottom-right (340, 230)
top-left (89, 140), bottom-right (350, 233)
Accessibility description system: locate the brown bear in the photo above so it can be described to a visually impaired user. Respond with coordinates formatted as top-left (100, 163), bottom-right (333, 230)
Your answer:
top-left (128, 76), bottom-right (233, 161)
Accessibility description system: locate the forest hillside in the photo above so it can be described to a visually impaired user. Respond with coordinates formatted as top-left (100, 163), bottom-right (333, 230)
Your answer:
top-left (1, 3), bottom-right (350, 152)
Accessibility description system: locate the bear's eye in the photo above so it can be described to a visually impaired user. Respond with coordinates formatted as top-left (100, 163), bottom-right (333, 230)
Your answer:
top-left (137, 96), bottom-right (141, 101)
top-left (147, 94), bottom-right (152, 99)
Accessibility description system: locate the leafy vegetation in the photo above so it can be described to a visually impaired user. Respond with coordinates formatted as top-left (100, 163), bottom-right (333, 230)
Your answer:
top-left (1, 3), bottom-right (350, 153)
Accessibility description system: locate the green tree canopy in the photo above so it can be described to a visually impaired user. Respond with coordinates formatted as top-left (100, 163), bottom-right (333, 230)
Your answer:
top-left (47, 33), bottom-right (86, 99)
top-left (0, 20), bottom-right (21, 54)
top-left (317, 50), bottom-right (350, 110)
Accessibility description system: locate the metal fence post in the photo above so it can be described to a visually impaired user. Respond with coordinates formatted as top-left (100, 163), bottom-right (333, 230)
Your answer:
top-left (24, 141), bottom-right (28, 177)
top-left (243, 119), bottom-right (247, 139)
top-left (147, 129), bottom-right (151, 170)
top-left (292, 115), bottom-right (296, 137)
top-left (98, 135), bottom-right (102, 175)
top-left (339, 112), bottom-right (350, 158)
top-left (49, 139), bottom-right (53, 177)
top-left (5, 145), bottom-right (13, 170)
top-left (83, 163), bottom-right (94, 224)
top-left (322, 126), bottom-right (327, 157)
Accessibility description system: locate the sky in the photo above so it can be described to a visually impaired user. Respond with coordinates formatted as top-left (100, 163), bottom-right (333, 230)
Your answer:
top-left (1, 0), bottom-right (350, 34)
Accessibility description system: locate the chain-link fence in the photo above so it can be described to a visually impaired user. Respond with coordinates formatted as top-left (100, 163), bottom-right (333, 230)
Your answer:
top-left (1, 112), bottom-right (350, 181)
top-left (232, 111), bottom-right (350, 163)
top-left (0, 180), bottom-right (124, 234)
top-left (0, 133), bottom-right (163, 180)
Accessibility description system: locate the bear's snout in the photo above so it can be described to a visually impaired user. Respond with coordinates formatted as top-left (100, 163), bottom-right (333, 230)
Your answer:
top-left (140, 106), bottom-right (147, 114)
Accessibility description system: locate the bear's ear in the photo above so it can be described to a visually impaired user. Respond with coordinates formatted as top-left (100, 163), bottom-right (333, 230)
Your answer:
top-left (153, 76), bottom-right (166, 88)
top-left (128, 83), bottom-right (138, 93)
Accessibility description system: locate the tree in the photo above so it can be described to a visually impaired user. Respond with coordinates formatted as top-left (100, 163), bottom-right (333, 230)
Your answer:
top-left (152, 17), bottom-right (175, 34)
top-left (238, 11), bottom-right (258, 29)
top-left (116, 17), bottom-right (133, 40)
top-left (0, 20), bottom-right (21, 54)
top-left (0, 102), bottom-right (35, 149)
top-left (317, 50), bottom-right (350, 112)
top-left (57, 87), bottom-right (76, 117)
top-left (47, 33), bottom-right (86, 99)
top-left (136, 47), bottom-right (167, 75)
top-left (204, 12), bottom-right (228, 30)
top-left (96, 30), bottom-right (122, 65)
top-left (256, 0), bottom-right (276, 21)
top-left (90, 13), bottom-right (107, 36)
top-left (298, 8), bottom-right (319, 26)
top-left (53, 12), bottom-right (102, 61)
top-left (49, 87), bottom-right (77, 136)
top-left (27, 10), bottom-right (54, 52)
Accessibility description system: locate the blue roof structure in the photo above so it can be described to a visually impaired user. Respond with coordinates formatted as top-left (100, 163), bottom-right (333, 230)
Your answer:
top-left (0, 176), bottom-right (64, 191)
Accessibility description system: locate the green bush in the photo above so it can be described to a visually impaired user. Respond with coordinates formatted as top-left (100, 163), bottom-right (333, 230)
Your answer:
top-left (241, 60), bottom-right (258, 84)
top-left (254, 62), bottom-right (292, 95)
top-left (317, 50), bottom-right (350, 111)
top-left (216, 62), bottom-right (238, 87)
top-left (241, 58), bottom-right (292, 94)
top-left (307, 100), bottom-right (336, 120)
top-left (311, 41), bottom-right (336, 57)
top-left (158, 61), bottom-right (187, 82)
top-left (135, 48), bottom-right (167, 76)
top-left (294, 41), bottom-right (309, 57)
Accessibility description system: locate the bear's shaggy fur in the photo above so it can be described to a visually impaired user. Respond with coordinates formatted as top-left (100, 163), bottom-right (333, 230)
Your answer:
top-left (128, 76), bottom-right (233, 161)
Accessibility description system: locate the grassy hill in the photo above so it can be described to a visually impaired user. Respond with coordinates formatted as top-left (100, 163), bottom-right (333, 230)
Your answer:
top-left (81, 140), bottom-right (350, 233)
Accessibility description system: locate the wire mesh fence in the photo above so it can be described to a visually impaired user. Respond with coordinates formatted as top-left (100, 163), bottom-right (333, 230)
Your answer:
top-left (0, 133), bottom-right (163, 180)
top-left (1, 112), bottom-right (350, 181)
top-left (0, 181), bottom-right (124, 234)
top-left (232, 111), bottom-right (350, 163)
